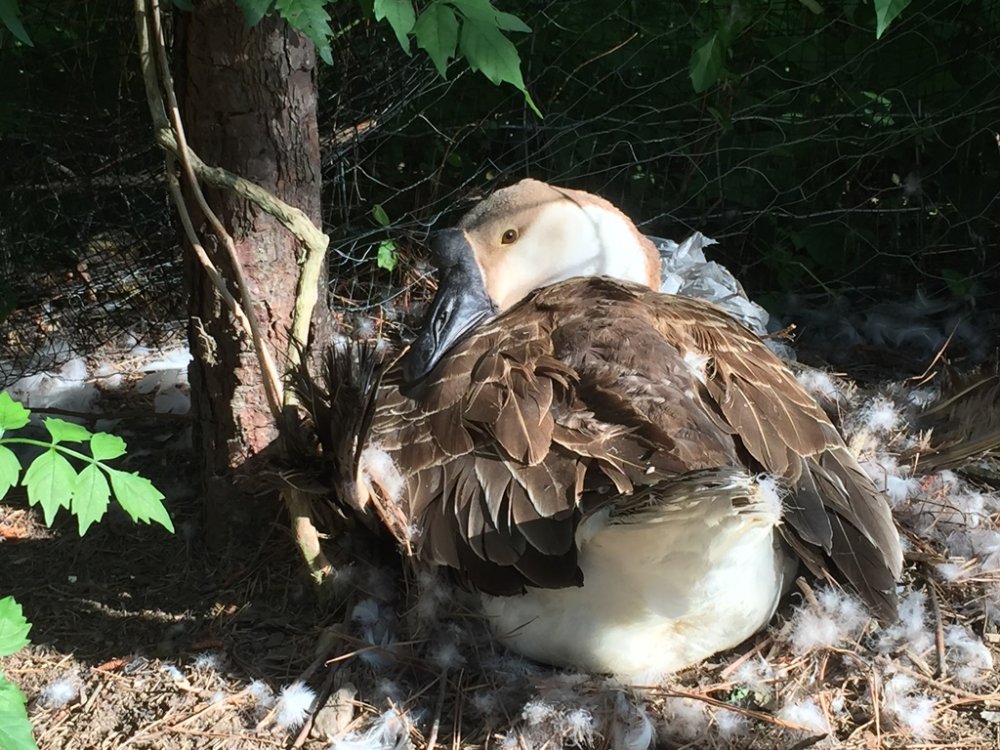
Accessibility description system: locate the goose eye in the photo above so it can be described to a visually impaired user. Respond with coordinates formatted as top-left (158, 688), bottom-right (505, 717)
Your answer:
top-left (500, 228), bottom-right (519, 245)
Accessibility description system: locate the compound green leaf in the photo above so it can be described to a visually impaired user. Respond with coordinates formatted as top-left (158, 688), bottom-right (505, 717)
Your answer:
top-left (90, 432), bottom-right (127, 461)
top-left (0, 597), bottom-right (30, 657)
top-left (22, 450), bottom-right (76, 526)
top-left (414, 2), bottom-right (459, 77)
top-left (0, 446), bottom-right (19, 500)
top-left (0, 392), bottom-right (29, 436)
top-left (108, 469), bottom-right (173, 533)
top-left (43, 417), bottom-right (91, 444)
top-left (73, 464), bottom-right (111, 536)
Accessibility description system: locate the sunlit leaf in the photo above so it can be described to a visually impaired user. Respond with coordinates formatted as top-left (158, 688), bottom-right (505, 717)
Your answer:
top-left (0, 598), bottom-right (30, 657)
top-left (72, 464), bottom-right (111, 536)
top-left (377, 240), bottom-right (398, 272)
top-left (21, 450), bottom-right (76, 526)
top-left (874, 0), bottom-right (911, 38)
top-left (90, 433), bottom-right (127, 461)
top-left (374, 0), bottom-right (416, 53)
top-left (0, 673), bottom-right (37, 750)
top-left (108, 469), bottom-right (173, 533)
top-left (0, 445), bottom-right (19, 500)
top-left (43, 417), bottom-right (91, 444)
top-left (0, 392), bottom-right (30, 436)
top-left (414, 2), bottom-right (459, 77)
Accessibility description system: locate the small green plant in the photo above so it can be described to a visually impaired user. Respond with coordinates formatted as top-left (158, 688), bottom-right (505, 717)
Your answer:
top-left (0, 391), bottom-right (172, 750)
top-left (371, 203), bottom-right (399, 272)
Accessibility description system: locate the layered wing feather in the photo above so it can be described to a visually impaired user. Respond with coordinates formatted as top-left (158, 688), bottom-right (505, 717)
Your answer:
top-left (362, 277), bottom-right (902, 618)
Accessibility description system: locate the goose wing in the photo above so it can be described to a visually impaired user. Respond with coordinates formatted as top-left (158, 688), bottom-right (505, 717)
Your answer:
top-left (366, 278), bottom-right (901, 617)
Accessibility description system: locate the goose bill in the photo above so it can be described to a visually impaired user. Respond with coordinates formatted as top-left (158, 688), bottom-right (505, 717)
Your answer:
top-left (402, 229), bottom-right (497, 384)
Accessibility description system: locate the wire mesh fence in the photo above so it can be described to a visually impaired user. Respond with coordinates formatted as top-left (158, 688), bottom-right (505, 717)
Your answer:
top-left (2, 0), bottom-right (998, 382)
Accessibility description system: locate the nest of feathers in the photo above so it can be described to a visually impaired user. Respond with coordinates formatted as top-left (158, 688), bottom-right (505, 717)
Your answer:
top-left (250, 330), bottom-right (1000, 750)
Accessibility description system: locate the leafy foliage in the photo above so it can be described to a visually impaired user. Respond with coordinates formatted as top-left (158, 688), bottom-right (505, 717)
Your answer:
top-left (0, 0), bottom-right (32, 46)
top-left (0, 394), bottom-right (172, 750)
top-left (0, 397), bottom-right (172, 535)
top-left (232, 0), bottom-right (535, 109)
top-left (689, 32), bottom-right (725, 93)
top-left (0, 666), bottom-right (35, 750)
top-left (413, 2), bottom-right (459, 76)
top-left (371, 205), bottom-right (398, 271)
top-left (875, 0), bottom-right (912, 38)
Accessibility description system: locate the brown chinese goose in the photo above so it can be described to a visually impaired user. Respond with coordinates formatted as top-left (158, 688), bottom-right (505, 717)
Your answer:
top-left (352, 179), bottom-right (902, 681)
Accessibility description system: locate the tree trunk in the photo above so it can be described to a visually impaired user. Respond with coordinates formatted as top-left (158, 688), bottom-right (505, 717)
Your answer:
top-left (177, 1), bottom-right (328, 546)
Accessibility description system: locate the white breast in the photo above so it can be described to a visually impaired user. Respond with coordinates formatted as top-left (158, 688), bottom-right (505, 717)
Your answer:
top-left (480, 476), bottom-right (793, 683)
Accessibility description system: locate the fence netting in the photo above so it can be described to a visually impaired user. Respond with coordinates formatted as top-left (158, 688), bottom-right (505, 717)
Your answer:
top-left (2, 0), bottom-right (997, 382)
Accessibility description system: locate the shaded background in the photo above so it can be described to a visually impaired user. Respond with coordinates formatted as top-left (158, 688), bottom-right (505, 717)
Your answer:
top-left (2, 0), bottom-right (998, 378)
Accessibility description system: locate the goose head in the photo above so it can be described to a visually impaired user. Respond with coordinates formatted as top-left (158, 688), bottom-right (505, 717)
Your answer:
top-left (403, 179), bottom-right (661, 383)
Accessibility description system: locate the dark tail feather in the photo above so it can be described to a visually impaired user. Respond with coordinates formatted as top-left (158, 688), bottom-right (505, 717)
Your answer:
top-left (914, 371), bottom-right (1000, 472)
top-left (291, 342), bottom-right (386, 518)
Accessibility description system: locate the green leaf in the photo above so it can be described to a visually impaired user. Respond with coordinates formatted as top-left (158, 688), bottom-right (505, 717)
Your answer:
top-left (941, 268), bottom-right (971, 299)
top-left (43, 417), bottom-right (91, 444)
top-left (459, 18), bottom-right (524, 88)
top-left (0, 392), bottom-right (30, 437)
top-left (448, 0), bottom-right (529, 33)
top-left (0, 445), bottom-right (19, 500)
top-left (22, 450), bottom-right (76, 526)
top-left (236, 0), bottom-right (275, 27)
top-left (377, 240), bottom-right (398, 272)
top-left (169, 0), bottom-right (194, 10)
top-left (274, 0), bottom-right (333, 64)
top-left (0, 597), bottom-right (31, 657)
top-left (372, 203), bottom-right (391, 227)
top-left (72, 464), bottom-right (111, 536)
top-left (90, 433), bottom-right (127, 461)
top-left (494, 10), bottom-right (530, 33)
top-left (0, 0), bottom-right (33, 46)
top-left (414, 3), bottom-right (459, 77)
top-left (108, 469), bottom-right (173, 533)
top-left (690, 32), bottom-right (726, 93)
top-left (0, 673), bottom-right (37, 750)
top-left (374, 0), bottom-right (416, 53)
top-left (874, 0), bottom-right (910, 38)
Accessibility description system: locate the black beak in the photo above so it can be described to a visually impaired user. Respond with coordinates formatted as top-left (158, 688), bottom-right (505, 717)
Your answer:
top-left (401, 228), bottom-right (497, 385)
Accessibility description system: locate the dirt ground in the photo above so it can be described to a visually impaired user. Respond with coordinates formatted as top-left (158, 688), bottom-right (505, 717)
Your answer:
top-left (2, 406), bottom-right (343, 750)
top-left (3, 359), bottom-right (1000, 750)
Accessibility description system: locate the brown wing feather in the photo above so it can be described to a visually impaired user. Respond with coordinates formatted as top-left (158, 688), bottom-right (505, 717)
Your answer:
top-left (361, 277), bottom-right (901, 618)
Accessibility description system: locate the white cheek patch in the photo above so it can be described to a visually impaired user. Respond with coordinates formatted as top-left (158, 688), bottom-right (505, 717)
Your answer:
top-left (498, 201), bottom-right (654, 306)
top-left (581, 204), bottom-right (652, 285)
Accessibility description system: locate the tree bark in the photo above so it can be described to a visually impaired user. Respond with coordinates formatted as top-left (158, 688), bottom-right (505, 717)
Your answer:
top-left (177, 1), bottom-right (329, 546)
